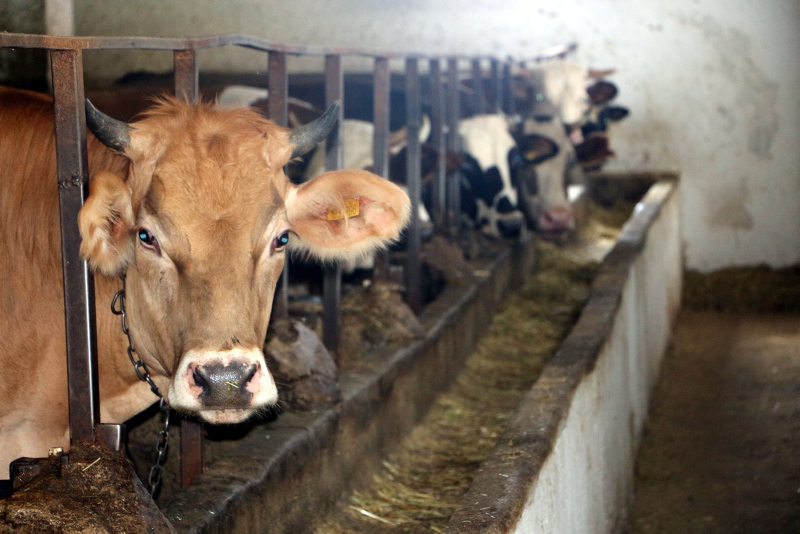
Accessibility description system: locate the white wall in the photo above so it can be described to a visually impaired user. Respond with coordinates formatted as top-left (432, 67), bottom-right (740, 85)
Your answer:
top-left (74, 0), bottom-right (800, 271)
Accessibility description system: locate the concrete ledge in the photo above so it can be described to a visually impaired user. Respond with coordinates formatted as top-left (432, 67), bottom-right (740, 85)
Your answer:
top-left (446, 175), bottom-right (682, 534)
top-left (159, 233), bottom-right (537, 533)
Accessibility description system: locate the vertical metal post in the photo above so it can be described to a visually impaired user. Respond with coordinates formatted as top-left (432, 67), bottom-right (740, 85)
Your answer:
top-left (173, 49), bottom-right (205, 488)
top-left (372, 56), bottom-right (391, 282)
top-left (404, 57), bottom-right (422, 313)
top-left (269, 51), bottom-right (290, 319)
top-left (504, 59), bottom-right (515, 116)
top-left (50, 49), bottom-right (99, 447)
top-left (429, 58), bottom-right (446, 231)
top-left (446, 58), bottom-right (461, 235)
top-left (173, 49), bottom-right (198, 102)
top-left (323, 54), bottom-right (343, 355)
top-left (471, 58), bottom-right (484, 116)
top-left (490, 58), bottom-right (502, 114)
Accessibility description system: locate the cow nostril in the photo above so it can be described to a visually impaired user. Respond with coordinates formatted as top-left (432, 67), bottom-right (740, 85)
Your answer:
top-left (192, 367), bottom-right (211, 393)
top-left (242, 363), bottom-right (258, 386)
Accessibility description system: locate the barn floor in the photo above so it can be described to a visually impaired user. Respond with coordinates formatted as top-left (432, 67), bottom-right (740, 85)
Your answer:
top-left (625, 310), bottom-right (800, 533)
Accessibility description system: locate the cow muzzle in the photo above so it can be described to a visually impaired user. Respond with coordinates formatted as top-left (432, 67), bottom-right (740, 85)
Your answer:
top-left (537, 207), bottom-right (574, 241)
top-left (168, 348), bottom-right (278, 424)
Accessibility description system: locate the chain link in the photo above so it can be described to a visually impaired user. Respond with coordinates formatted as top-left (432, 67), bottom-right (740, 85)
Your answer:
top-left (111, 275), bottom-right (171, 497)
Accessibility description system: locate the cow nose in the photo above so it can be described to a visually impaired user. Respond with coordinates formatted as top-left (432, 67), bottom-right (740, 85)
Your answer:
top-left (537, 207), bottom-right (574, 239)
top-left (191, 361), bottom-right (258, 408)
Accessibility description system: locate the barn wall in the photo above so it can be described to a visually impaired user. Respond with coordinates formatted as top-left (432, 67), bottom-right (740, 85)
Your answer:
top-left (68, 0), bottom-right (800, 271)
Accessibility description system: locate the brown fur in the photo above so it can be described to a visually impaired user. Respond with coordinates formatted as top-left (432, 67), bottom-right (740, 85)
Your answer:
top-left (0, 88), bottom-right (410, 476)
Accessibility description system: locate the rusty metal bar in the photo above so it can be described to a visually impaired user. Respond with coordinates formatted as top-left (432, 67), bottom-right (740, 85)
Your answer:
top-left (471, 58), bottom-right (484, 116)
top-left (323, 54), bottom-right (344, 355)
top-left (173, 49), bottom-right (205, 488)
top-left (372, 57), bottom-right (390, 182)
top-left (429, 58), bottom-right (446, 231)
top-left (372, 56), bottom-right (391, 282)
top-left (404, 57), bottom-right (422, 314)
top-left (490, 58), bottom-right (502, 114)
top-left (268, 51), bottom-right (290, 319)
top-left (50, 49), bottom-right (100, 446)
top-left (179, 420), bottom-right (204, 487)
top-left (446, 58), bottom-right (461, 235)
top-left (173, 50), bottom-right (198, 101)
top-left (504, 59), bottom-right (515, 116)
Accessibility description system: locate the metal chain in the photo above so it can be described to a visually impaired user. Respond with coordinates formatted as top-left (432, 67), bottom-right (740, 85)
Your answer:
top-left (111, 275), bottom-right (171, 497)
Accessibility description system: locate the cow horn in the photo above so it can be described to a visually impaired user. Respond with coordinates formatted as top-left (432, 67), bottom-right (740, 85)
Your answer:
top-left (85, 99), bottom-right (132, 152)
top-left (289, 100), bottom-right (341, 158)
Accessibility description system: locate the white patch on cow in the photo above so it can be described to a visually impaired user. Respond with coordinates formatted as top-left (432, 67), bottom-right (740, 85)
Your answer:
top-left (167, 347), bottom-right (277, 424)
top-left (217, 85), bottom-right (269, 109)
top-left (458, 114), bottom-right (518, 207)
top-left (538, 60), bottom-right (590, 125)
top-left (305, 119), bottom-right (376, 181)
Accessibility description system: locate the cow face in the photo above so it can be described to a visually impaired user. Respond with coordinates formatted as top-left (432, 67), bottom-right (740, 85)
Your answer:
top-left (78, 99), bottom-right (410, 424)
top-left (515, 116), bottom-right (579, 241)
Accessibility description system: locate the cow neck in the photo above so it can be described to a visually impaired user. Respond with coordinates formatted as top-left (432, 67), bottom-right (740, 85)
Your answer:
top-left (111, 273), bottom-right (171, 497)
top-left (111, 274), bottom-right (166, 403)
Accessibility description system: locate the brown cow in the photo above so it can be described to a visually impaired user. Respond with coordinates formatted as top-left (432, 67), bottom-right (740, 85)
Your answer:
top-left (0, 87), bottom-right (410, 477)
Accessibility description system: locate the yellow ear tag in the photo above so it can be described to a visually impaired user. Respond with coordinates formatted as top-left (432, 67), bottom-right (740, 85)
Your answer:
top-left (525, 149), bottom-right (540, 160)
top-left (327, 198), bottom-right (361, 221)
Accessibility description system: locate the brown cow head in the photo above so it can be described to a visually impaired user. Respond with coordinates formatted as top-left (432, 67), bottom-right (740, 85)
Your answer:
top-left (78, 97), bottom-right (410, 424)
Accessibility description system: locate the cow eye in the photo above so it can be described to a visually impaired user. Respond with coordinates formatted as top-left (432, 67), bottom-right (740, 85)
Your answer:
top-left (137, 228), bottom-right (160, 254)
top-left (272, 231), bottom-right (290, 253)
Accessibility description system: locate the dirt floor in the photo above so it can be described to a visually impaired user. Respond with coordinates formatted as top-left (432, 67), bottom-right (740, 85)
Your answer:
top-left (625, 310), bottom-right (800, 533)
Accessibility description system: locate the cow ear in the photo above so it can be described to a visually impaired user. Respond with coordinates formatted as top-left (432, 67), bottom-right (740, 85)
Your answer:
top-left (600, 106), bottom-right (629, 123)
top-left (517, 134), bottom-right (560, 164)
top-left (285, 169), bottom-right (411, 262)
top-left (78, 171), bottom-right (135, 276)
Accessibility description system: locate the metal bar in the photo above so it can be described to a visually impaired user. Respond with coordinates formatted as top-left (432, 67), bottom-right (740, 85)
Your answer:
top-left (491, 58), bottom-right (502, 114)
top-left (372, 56), bottom-right (391, 282)
top-left (323, 54), bottom-right (344, 355)
top-left (446, 58), bottom-right (461, 235)
top-left (50, 49), bottom-right (99, 446)
top-left (0, 31), bottom-right (508, 61)
top-left (173, 50), bottom-right (198, 101)
top-left (173, 49), bottom-right (204, 487)
top-left (428, 58), bottom-right (446, 231)
top-left (504, 59), bottom-right (515, 116)
top-left (180, 420), bottom-right (204, 487)
top-left (268, 51), bottom-right (290, 319)
top-left (404, 57), bottom-right (422, 314)
top-left (471, 58), bottom-right (484, 116)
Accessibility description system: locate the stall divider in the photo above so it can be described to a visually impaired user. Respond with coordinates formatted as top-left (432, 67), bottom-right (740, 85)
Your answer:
top-left (172, 49), bottom-right (206, 489)
top-left (322, 54), bottom-right (344, 357)
top-left (372, 56), bottom-right (392, 282)
top-left (50, 48), bottom-right (101, 448)
top-left (404, 57), bottom-right (422, 313)
top-left (268, 51), bottom-right (290, 320)
top-left (429, 58), bottom-right (447, 232)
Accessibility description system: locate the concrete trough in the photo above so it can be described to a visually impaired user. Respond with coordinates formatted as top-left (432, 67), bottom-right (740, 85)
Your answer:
top-left (447, 173), bottom-right (682, 533)
top-left (159, 173), bottom-right (681, 533)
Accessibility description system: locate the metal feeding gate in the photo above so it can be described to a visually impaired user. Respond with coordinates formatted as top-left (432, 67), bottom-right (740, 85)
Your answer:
top-left (0, 31), bottom-right (532, 513)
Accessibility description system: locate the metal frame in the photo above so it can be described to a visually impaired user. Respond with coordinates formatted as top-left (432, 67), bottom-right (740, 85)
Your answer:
top-left (0, 31), bottom-right (519, 495)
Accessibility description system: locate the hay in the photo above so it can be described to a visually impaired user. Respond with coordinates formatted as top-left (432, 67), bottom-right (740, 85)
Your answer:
top-left (315, 240), bottom-right (601, 534)
top-left (315, 202), bottom-right (634, 533)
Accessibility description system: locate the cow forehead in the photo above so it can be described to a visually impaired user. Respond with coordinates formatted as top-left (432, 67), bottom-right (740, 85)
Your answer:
top-left (129, 98), bottom-right (292, 190)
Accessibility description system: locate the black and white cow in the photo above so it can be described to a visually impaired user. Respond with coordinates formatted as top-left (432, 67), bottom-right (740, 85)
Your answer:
top-left (458, 114), bottom-right (559, 238)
